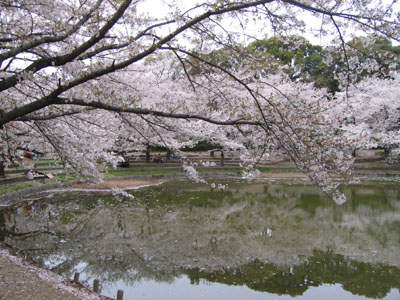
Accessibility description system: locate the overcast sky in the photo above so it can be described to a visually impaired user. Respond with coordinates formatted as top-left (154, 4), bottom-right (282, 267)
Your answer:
top-left (136, 0), bottom-right (400, 46)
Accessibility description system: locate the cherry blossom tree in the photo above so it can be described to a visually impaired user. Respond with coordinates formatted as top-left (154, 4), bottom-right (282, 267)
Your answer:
top-left (1, 0), bottom-right (399, 201)
top-left (339, 75), bottom-right (400, 161)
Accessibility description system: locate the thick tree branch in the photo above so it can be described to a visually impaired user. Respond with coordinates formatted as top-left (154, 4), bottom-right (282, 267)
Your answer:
top-left (52, 97), bottom-right (261, 127)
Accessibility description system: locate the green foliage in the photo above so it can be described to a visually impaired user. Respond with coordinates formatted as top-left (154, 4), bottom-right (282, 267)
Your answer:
top-left (186, 47), bottom-right (245, 76)
top-left (182, 140), bottom-right (221, 152)
top-left (346, 36), bottom-right (400, 80)
top-left (248, 36), bottom-right (340, 93)
top-left (248, 37), bottom-right (296, 65)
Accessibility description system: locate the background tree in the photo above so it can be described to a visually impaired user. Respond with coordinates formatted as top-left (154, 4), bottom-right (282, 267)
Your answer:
top-left (248, 36), bottom-right (341, 92)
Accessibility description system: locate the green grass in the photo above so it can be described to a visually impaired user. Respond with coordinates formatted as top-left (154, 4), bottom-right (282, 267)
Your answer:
top-left (257, 167), bottom-right (297, 172)
top-left (0, 174), bottom-right (73, 196)
top-left (34, 159), bottom-right (62, 164)
top-left (374, 151), bottom-right (385, 157)
top-left (54, 174), bottom-right (78, 182)
top-left (104, 167), bottom-right (245, 178)
top-left (104, 169), bottom-right (184, 177)
top-left (0, 182), bottom-right (38, 195)
top-left (198, 168), bottom-right (242, 174)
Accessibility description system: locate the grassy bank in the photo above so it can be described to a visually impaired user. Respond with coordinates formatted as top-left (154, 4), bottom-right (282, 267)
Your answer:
top-left (1, 160), bottom-right (399, 197)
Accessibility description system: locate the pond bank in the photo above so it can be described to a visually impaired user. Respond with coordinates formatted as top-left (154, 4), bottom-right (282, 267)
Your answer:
top-left (2, 178), bottom-right (400, 300)
top-left (0, 248), bottom-right (109, 300)
top-left (0, 176), bottom-right (177, 300)
top-left (1, 167), bottom-right (400, 299)
top-left (0, 172), bottom-right (240, 205)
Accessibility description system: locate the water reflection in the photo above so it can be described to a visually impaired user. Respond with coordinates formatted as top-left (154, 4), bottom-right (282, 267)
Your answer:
top-left (184, 251), bottom-right (400, 299)
top-left (1, 180), bottom-right (400, 299)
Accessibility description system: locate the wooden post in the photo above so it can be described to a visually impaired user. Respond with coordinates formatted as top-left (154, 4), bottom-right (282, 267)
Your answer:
top-left (38, 258), bottom-right (44, 268)
top-left (93, 279), bottom-right (100, 293)
top-left (117, 289), bottom-right (124, 300)
top-left (74, 272), bottom-right (80, 284)
top-left (0, 207), bottom-right (5, 242)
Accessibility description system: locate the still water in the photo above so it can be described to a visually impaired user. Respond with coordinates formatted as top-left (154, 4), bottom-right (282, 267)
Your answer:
top-left (1, 180), bottom-right (400, 299)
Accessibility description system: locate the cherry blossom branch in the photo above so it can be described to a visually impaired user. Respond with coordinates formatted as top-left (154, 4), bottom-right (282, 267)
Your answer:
top-left (282, 0), bottom-right (400, 41)
top-left (31, 122), bottom-right (68, 168)
top-left (51, 97), bottom-right (262, 127)
top-left (0, 0), bottom-right (279, 127)
top-left (119, 114), bottom-right (152, 144)
top-left (0, 0), bottom-right (133, 92)
top-left (0, 0), bottom-right (104, 64)
top-left (170, 49), bottom-right (197, 92)
top-left (16, 109), bottom-right (93, 121)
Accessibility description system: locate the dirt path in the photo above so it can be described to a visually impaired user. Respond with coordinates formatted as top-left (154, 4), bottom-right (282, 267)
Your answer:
top-left (70, 178), bottom-right (165, 190)
top-left (70, 175), bottom-right (307, 191)
top-left (0, 249), bottom-right (106, 300)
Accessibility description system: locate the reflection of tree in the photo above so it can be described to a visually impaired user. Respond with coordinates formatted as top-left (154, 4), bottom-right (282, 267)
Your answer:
top-left (184, 251), bottom-right (400, 298)
top-left (3, 181), bottom-right (400, 297)
top-left (50, 247), bottom-right (178, 287)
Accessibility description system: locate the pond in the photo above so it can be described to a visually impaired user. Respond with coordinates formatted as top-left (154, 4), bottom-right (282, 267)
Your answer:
top-left (1, 180), bottom-right (400, 299)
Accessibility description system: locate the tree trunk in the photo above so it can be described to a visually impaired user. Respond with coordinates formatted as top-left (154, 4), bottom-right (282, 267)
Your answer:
top-left (145, 144), bottom-right (150, 163)
top-left (384, 147), bottom-right (390, 160)
top-left (0, 161), bottom-right (5, 178)
top-left (166, 149), bottom-right (171, 161)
